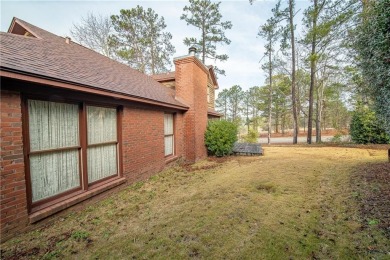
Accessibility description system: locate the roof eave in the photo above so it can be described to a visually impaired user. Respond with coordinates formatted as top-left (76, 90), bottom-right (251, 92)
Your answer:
top-left (208, 66), bottom-right (219, 89)
top-left (0, 68), bottom-right (189, 111)
top-left (207, 109), bottom-right (223, 117)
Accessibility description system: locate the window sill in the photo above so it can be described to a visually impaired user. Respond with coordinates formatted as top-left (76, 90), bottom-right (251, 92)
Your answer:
top-left (165, 155), bottom-right (180, 164)
top-left (29, 177), bottom-right (126, 223)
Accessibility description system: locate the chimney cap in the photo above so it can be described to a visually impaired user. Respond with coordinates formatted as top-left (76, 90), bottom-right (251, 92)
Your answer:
top-left (188, 46), bottom-right (197, 55)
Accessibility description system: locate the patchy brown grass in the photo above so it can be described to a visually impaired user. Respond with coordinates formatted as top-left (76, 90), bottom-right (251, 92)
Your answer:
top-left (1, 147), bottom-right (389, 259)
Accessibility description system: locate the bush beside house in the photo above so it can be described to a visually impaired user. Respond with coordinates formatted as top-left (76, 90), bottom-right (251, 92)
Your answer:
top-left (205, 120), bottom-right (238, 156)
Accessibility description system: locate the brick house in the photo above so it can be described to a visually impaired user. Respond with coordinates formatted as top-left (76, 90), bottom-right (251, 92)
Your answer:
top-left (0, 18), bottom-right (221, 241)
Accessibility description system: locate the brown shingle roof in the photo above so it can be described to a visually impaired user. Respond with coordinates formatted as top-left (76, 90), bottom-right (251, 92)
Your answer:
top-left (152, 67), bottom-right (218, 89)
top-left (151, 71), bottom-right (175, 82)
top-left (0, 18), bottom-right (187, 109)
top-left (207, 108), bottom-right (222, 117)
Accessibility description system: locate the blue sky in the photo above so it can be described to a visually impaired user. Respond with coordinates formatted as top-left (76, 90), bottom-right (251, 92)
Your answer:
top-left (1, 0), bottom-right (310, 94)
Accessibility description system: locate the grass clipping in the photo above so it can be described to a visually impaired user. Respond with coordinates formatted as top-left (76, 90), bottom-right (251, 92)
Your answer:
top-left (1, 147), bottom-right (389, 259)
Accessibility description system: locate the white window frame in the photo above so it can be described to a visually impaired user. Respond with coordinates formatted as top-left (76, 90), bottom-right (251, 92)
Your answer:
top-left (164, 113), bottom-right (174, 156)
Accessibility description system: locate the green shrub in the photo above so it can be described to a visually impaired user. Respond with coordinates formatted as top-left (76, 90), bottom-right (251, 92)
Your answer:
top-left (205, 120), bottom-right (238, 156)
top-left (243, 129), bottom-right (258, 143)
top-left (350, 106), bottom-right (390, 144)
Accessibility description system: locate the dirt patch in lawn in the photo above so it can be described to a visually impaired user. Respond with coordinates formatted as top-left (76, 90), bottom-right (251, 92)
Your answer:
top-left (1, 146), bottom-right (389, 259)
top-left (352, 162), bottom-right (390, 238)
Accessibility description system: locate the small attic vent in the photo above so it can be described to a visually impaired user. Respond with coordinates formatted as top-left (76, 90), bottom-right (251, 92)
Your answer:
top-left (65, 36), bottom-right (71, 44)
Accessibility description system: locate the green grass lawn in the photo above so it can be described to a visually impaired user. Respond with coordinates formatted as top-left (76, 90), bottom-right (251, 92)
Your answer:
top-left (1, 147), bottom-right (389, 259)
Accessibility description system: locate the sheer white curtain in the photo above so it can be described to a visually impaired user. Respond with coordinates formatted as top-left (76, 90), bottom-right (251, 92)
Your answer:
top-left (87, 106), bottom-right (117, 183)
top-left (28, 100), bottom-right (80, 202)
top-left (164, 114), bottom-right (174, 156)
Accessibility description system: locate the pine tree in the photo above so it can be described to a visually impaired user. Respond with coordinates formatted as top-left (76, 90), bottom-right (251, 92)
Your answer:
top-left (259, 11), bottom-right (280, 144)
top-left (181, 0), bottom-right (232, 75)
top-left (228, 85), bottom-right (244, 123)
top-left (110, 6), bottom-right (175, 75)
top-left (271, 0), bottom-right (299, 144)
top-left (302, 0), bottom-right (357, 143)
top-left (215, 89), bottom-right (229, 120)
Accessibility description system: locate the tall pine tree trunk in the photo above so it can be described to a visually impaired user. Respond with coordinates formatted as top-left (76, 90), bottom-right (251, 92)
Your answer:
top-left (315, 96), bottom-right (322, 143)
top-left (268, 52), bottom-right (273, 145)
top-left (307, 0), bottom-right (318, 144)
top-left (316, 78), bottom-right (325, 143)
top-left (289, 0), bottom-right (298, 144)
top-left (308, 59), bottom-right (316, 144)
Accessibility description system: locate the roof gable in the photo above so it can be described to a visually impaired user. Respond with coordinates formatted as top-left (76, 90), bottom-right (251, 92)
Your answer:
top-left (8, 17), bottom-right (39, 38)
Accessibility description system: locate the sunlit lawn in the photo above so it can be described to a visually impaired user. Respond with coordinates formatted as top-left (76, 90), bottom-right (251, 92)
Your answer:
top-left (1, 146), bottom-right (389, 259)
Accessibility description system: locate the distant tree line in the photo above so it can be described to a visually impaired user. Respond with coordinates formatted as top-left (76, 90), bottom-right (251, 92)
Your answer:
top-left (212, 0), bottom-right (388, 145)
top-left (70, 0), bottom-right (389, 145)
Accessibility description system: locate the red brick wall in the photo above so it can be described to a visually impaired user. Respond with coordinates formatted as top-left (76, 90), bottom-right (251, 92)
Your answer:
top-left (122, 107), bottom-right (185, 182)
top-left (174, 56), bottom-right (208, 162)
top-left (174, 112), bottom-right (185, 158)
top-left (122, 107), bottom-right (163, 181)
top-left (0, 90), bottom-right (29, 242)
top-left (193, 64), bottom-right (208, 161)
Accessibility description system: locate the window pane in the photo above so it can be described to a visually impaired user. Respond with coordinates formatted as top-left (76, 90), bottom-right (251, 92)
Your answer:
top-left (165, 135), bottom-right (173, 156)
top-left (87, 144), bottom-right (117, 183)
top-left (30, 150), bottom-right (80, 202)
top-left (28, 100), bottom-right (79, 151)
top-left (164, 114), bottom-right (173, 135)
top-left (207, 86), bottom-right (210, 103)
top-left (87, 106), bottom-right (117, 144)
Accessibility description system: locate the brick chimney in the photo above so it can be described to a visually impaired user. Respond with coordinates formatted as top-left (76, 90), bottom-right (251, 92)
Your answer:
top-left (174, 47), bottom-right (209, 162)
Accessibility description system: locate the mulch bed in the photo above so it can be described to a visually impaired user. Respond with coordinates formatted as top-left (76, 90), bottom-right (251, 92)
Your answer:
top-left (352, 162), bottom-right (390, 238)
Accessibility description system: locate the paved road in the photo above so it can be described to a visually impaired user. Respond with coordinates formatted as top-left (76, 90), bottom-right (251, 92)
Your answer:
top-left (258, 135), bottom-right (350, 144)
